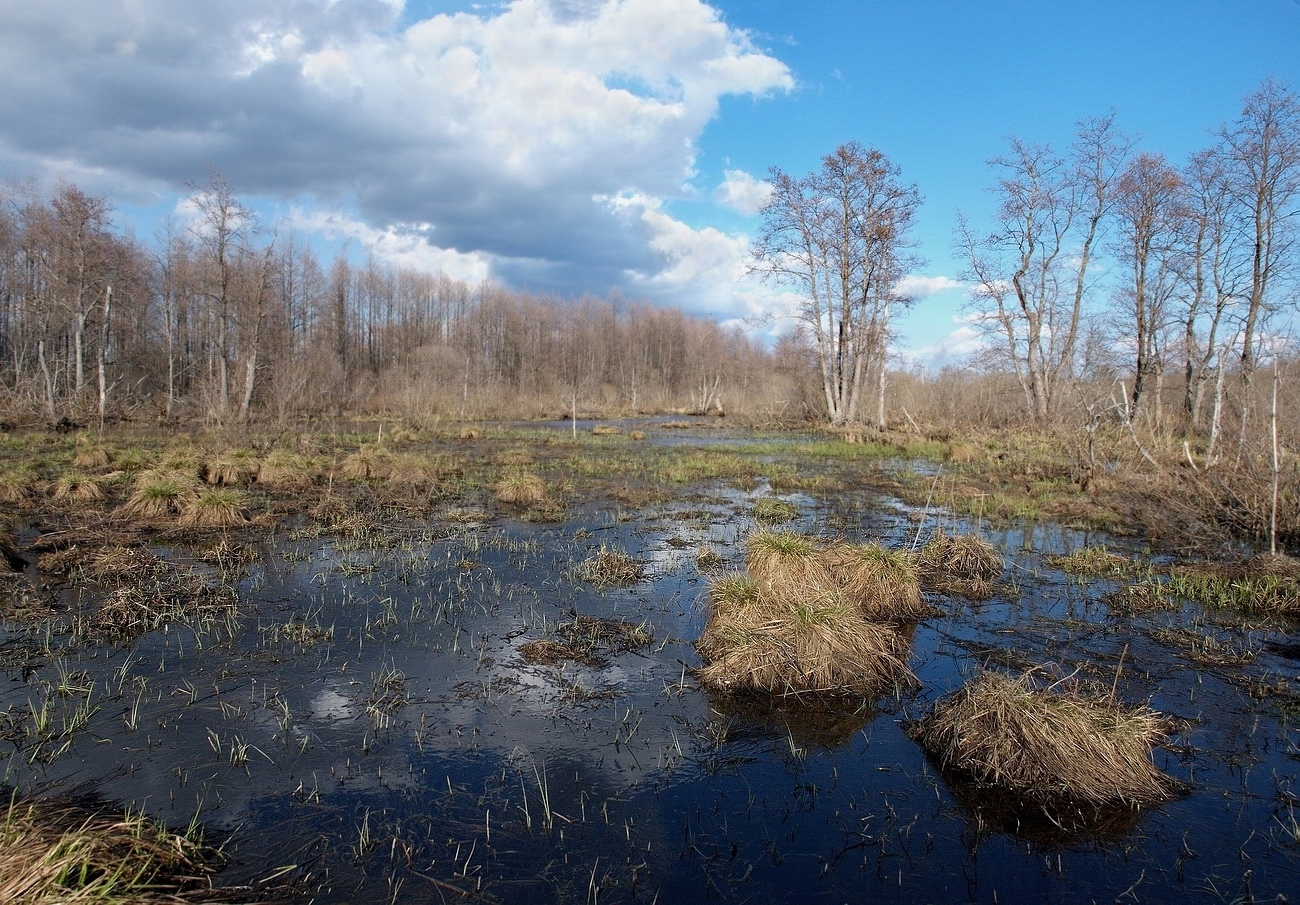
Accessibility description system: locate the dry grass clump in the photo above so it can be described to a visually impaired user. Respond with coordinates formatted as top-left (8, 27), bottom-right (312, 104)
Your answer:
top-left (944, 441), bottom-right (982, 463)
top-left (71, 444), bottom-right (111, 471)
top-left (383, 453), bottom-right (442, 492)
top-left (178, 490), bottom-right (247, 529)
top-left (746, 531), bottom-right (924, 622)
top-left (910, 670), bottom-right (1174, 807)
top-left (0, 791), bottom-right (230, 905)
top-left (521, 615), bottom-right (653, 668)
top-left (660, 420), bottom-right (692, 429)
top-left (695, 594), bottom-right (914, 696)
top-left (628, 430), bottom-right (647, 441)
top-left (89, 577), bottom-right (235, 641)
top-left (0, 469), bottom-right (36, 505)
top-left (120, 469), bottom-right (197, 519)
top-left (341, 444), bottom-right (394, 481)
top-left (591, 424), bottom-right (623, 435)
top-left (826, 542), bottom-right (926, 621)
top-left (753, 497), bottom-right (798, 524)
top-left (256, 450), bottom-right (319, 490)
top-left (51, 474), bottom-right (105, 503)
top-left (913, 531), bottom-right (1003, 598)
top-left (458, 426), bottom-right (481, 440)
top-left (576, 547), bottom-right (644, 587)
top-left (203, 450), bottom-right (260, 486)
top-left (86, 546), bottom-right (166, 581)
top-left (494, 471), bottom-right (546, 506)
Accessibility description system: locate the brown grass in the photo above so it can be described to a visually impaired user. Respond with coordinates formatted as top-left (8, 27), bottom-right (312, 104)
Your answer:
top-left (913, 531), bottom-right (1003, 598)
top-left (576, 547), bottom-right (644, 587)
top-left (178, 490), bottom-right (247, 529)
top-left (695, 597), bottom-right (914, 696)
top-left (494, 471), bottom-right (546, 505)
top-left (0, 470), bottom-right (35, 505)
top-left (591, 424), bottom-right (623, 435)
top-left (71, 446), bottom-right (111, 471)
top-left (0, 790), bottom-right (233, 905)
top-left (203, 451), bottom-right (259, 486)
top-left (522, 615), bottom-right (653, 667)
top-left (120, 470), bottom-right (197, 519)
top-left (51, 474), bottom-right (105, 503)
top-left (255, 451), bottom-right (319, 490)
top-left (824, 542), bottom-right (925, 621)
top-left (910, 670), bottom-right (1174, 806)
top-left (341, 444), bottom-right (393, 481)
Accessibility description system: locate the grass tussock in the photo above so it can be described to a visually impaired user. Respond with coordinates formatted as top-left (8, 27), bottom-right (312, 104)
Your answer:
top-left (71, 445), bottom-right (111, 471)
top-left (576, 547), bottom-right (644, 587)
top-left (746, 531), bottom-right (924, 622)
top-left (591, 424), bottom-right (623, 435)
top-left (341, 444), bottom-right (394, 481)
top-left (753, 497), bottom-right (798, 524)
top-left (1165, 557), bottom-right (1300, 617)
top-left (695, 594), bottom-right (914, 697)
top-left (494, 471), bottom-right (546, 506)
top-left (521, 615), bottom-right (653, 668)
top-left (178, 489), bottom-right (247, 529)
top-left (120, 470), bottom-right (197, 520)
top-left (0, 790), bottom-right (228, 905)
top-left (203, 450), bottom-right (259, 486)
top-left (910, 670), bottom-right (1174, 807)
top-left (913, 531), bottom-right (1003, 598)
top-left (255, 450), bottom-right (320, 490)
top-left (51, 473), bottom-right (105, 503)
top-left (0, 469), bottom-right (36, 505)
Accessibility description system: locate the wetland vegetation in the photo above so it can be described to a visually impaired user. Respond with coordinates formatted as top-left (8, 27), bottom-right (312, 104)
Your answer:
top-left (0, 417), bottom-right (1297, 903)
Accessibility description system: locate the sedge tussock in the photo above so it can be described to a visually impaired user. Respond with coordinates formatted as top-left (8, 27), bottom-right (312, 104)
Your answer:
top-left (695, 598), bottom-right (914, 696)
top-left (178, 489), bottom-right (247, 529)
top-left (824, 542), bottom-right (925, 621)
top-left (383, 453), bottom-right (442, 492)
top-left (909, 670), bottom-right (1174, 807)
top-left (0, 470), bottom-right (35, 505)
top-left (51, 474), bottom-right (105, 503)
top-left (256, 451), bottom-right (319, 490)
top-left (753, 497), bottom-right (798, 524)
top-left (341, 444), bottom-right (394, 481)
top-left (71, 446), bottom-right (111, 471)
top-left (913, 531), bottom-right (1003, 598)
top-left (0, 790), bottom-right (228, 905)
top-left (494, 471), bottom-right (546, 505)
top-left (576, 547), bottom-right (644, 587)
top-left (591, 424), bottom-right (623, 435)
top-left (203, 450), bottom-right (260, 486)
top-left (120, 470), bottom-right (197, 519)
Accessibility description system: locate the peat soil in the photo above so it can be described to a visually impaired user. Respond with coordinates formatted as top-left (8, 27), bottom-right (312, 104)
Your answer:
top-left (0, 426), bottom-right (1297, 903)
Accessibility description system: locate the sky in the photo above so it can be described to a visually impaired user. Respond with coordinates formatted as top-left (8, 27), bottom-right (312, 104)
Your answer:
top-left (2, 0), bottom-right (1298, 366)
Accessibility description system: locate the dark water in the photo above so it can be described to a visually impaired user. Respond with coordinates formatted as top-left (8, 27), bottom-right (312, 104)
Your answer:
top-left (2, 478), bottom-right (1298, 903)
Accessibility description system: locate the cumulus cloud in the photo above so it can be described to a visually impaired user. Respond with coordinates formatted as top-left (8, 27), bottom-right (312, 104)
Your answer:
top-left (714, 169), bottom-right (772, 215)
top-left (893, 274), bottom-right (964, 299)
top-left (0, 0), bottom-right (793, 296)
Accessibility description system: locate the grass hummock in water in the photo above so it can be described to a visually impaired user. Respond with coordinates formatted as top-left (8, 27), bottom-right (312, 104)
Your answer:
top-left (913, 531), bottom-right (1003, 598)
top-left (120, 469), bottom-right (197, 519)
top-left (0, 790), bottom-right (238, 905)
top-left (521, 614), bottom-right (653, 667)
top-left (910, 670), bottom-right (1175, 807)
top-left (752, 497), bottom-right (798, 524)
top-left (494, 471), bottom-right (546, 506)
top-left (576, 547), bottom-right (644, 587)
top-left (178, 489), bottom-right (247, 529)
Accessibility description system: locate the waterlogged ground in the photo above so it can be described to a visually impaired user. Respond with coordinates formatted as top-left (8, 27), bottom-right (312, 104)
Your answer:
top-left (2, 424), bottom-right (1298, 903)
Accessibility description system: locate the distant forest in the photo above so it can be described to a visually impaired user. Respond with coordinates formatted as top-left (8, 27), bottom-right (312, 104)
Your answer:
top-left (0, 176), bottom-right (804, 425)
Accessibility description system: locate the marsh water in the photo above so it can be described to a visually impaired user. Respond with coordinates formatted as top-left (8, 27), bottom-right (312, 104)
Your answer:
top-left (2, 428), bottom-right (1298, 903)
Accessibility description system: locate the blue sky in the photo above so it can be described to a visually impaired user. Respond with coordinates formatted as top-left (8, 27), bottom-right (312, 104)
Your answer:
top-left (2, 0), bottom-right (1297, 364)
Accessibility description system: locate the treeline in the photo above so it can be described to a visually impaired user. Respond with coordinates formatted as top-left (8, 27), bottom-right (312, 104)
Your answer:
top-left (0, 177), bottom-right (790, 424)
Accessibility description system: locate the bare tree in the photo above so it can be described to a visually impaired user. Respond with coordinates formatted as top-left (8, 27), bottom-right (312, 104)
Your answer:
top-left (751, 142), bottom-right (921, 426)
top-left (1113, 152), bottom-right (1184, 418)
top-left (1218, 78), bottom-right (1300, 437)
top-left (958, 117), bottom-right (1130, 420)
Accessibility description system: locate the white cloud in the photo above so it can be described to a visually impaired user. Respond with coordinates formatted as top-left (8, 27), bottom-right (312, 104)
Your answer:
top-left (893, 274), bottom-right (964, 299)
top-left (290, 209), bottom-right (492, 283)
top-left (0, 0), bottom-right (793, 299)
top-left (714, 169), bottom-right (771, 215)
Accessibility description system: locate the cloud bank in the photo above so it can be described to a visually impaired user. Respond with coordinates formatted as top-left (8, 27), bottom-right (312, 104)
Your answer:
top-left (0, 0), bottom-right (793, 315)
